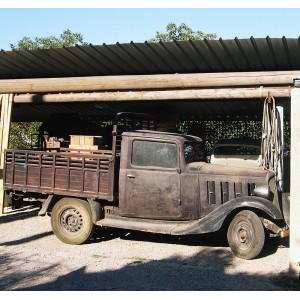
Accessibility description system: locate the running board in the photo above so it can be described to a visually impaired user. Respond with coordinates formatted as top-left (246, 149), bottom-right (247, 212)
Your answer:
top-left (96, 215), bottom-right (192, 235)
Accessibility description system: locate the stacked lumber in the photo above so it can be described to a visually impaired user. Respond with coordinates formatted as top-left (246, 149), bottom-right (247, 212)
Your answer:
top-left (69, 135), bottom-right (102, 150)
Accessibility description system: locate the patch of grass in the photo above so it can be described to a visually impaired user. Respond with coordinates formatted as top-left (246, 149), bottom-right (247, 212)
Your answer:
top-left (129, 256), bottom-right (150, 264)
top-left (91, 254), bottom-right (107, 259)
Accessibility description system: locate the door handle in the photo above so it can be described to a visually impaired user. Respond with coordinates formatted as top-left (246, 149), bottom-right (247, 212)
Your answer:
top-left (127, 174), bottom-right (135, 178)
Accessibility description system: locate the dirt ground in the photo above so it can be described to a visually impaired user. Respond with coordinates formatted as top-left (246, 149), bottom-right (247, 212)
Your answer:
top-left (0, 204), bottom-right (297, 292)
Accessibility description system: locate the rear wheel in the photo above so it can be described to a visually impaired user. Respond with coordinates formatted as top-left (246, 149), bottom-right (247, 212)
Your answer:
top-left (227, 210), bottom-right (265, 259)
top-left (51, 198), bottom-right (95, 245)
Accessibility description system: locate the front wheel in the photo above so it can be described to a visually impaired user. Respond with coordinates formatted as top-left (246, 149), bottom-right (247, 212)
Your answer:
top-left (227, 210), bottom-right (265, 259)
top-left (51, 198), bottom-right (95, 245)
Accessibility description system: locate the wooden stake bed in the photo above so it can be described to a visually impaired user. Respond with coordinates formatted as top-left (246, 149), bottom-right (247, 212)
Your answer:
top-left (3, 148), bottom-right (115, 201)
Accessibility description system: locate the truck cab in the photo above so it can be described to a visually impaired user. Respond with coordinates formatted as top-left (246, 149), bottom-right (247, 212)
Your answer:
top-left (118, 130), bottom-right (270, 221)
top-left (119, 131), bottom-right (205, 220)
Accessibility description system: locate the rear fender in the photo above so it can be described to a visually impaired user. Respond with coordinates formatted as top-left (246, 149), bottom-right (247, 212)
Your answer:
top-left (171, 196), bottom-right (284, 235)
top-left (38, 195), bottom-right (103, 223)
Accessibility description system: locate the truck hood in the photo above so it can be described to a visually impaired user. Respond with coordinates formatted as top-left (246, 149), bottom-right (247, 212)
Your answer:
top-left (188, 162), bottom-right (268, 178)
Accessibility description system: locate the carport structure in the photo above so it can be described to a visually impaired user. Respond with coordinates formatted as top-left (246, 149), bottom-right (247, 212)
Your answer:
top-left (0, 37), bottom-right (299, 276)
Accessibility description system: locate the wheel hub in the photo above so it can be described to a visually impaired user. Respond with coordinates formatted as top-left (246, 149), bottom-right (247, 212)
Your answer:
top-left (236, 222), bottom-right (252, 248)
top-left (61, 208), bottom-right (83, 233)
top-left (238, 228), bottom-right (247, 243)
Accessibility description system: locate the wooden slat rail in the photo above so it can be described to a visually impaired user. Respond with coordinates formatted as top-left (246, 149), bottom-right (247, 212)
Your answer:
top-left (3, 148), bottom-right (114, 201)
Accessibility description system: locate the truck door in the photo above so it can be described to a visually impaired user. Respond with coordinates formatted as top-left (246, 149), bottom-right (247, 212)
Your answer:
top-left (122, 139), bottom-right (181, 219)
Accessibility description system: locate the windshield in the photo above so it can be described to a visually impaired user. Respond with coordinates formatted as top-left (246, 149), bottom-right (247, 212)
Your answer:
top-left (184, 141), bottom-right (206, 163)
top-left (214, 145), bottom-right (260, 156)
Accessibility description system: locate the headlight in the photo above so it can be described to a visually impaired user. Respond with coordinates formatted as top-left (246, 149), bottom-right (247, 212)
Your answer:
top-left (253, 185), bottom-right (270, 199)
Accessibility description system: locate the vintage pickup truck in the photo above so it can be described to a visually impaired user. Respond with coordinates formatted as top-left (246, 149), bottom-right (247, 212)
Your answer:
top-left (3, 113), bottom-right (289, 259)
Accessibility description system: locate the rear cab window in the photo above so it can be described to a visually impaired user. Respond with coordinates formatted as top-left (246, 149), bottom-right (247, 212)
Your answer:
top-left (184, 141), bottom-right (206, 164)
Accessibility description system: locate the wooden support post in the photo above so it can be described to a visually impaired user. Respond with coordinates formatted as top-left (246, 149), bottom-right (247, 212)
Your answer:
top-left (0, 94), bottom-right (13, 214)
top-left (290, 86), bottom-right (300, 277)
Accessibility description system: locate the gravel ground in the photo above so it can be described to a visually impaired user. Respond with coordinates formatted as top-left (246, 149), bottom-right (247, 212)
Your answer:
top-left (0, 205), bottom-right (293, 291)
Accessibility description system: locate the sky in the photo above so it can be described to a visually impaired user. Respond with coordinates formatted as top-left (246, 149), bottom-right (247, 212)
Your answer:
top-left (0, 1), bottom-right (300, 50)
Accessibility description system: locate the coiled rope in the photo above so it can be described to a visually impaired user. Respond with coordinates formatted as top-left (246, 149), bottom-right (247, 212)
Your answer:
top-left (261, 96), bottom-right (284, 191)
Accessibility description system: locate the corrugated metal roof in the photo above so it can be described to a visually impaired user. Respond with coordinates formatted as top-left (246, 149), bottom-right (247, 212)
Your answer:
top-left (1, 37), bottom-right (300, 79)
top-left (0, 37), bottom-right (294, 123)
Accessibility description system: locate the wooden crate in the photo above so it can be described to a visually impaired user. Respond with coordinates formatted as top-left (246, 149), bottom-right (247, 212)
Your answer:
top-left (45, 141), bottom-right (60, 148)
top-left (69, 144), bottom-right (99, 150)
top-left (70, 135), bottom-right (102, 146)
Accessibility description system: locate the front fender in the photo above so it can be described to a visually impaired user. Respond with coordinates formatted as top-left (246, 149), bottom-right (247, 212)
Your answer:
top-left (171, 196), bottom-right (284, 235)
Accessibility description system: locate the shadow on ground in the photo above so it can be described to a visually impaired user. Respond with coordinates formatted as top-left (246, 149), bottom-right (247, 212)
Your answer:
top-left (0, 231), bottom-right (53, 247)
top-left (0, 244), bottom-right (296, 291)
top-left (91, 225), bottom-right (288, 259)
top-left (0, 206), bottom-right (40, 224)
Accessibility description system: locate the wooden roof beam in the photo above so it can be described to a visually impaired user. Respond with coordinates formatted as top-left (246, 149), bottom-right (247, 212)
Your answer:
top-left (1, 70), bottom-right (300, 94)
top-left (14, 87), bottom-right (291, 103)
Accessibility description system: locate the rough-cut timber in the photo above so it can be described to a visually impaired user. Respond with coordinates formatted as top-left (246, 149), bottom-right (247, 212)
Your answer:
top-left (14, 87), bottom-right (291, 103)
top-left (0, 71), bottom-right (299, 94)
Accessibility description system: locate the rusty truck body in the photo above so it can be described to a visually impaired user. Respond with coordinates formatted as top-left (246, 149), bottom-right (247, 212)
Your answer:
top-left (3, 113), bottom-right (288, 259)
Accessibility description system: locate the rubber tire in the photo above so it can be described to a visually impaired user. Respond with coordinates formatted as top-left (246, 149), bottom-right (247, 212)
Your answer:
top-left (227, 210), bottom-right (265, 260)
top-left (51, 198), bottom-right (95, 245)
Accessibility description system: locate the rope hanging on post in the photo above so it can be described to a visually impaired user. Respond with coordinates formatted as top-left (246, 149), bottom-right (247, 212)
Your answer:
top-left (261, 95), bottom-right (284, 191)
top-left (261, 95), bottom-right (276, 170)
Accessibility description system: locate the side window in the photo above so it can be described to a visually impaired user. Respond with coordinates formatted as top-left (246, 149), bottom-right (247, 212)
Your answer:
top-left (132, 140), bottom-right (177, 168)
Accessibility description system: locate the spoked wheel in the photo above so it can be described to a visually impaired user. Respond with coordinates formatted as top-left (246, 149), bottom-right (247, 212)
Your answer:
top-left (51, 198), bottom-right (95, 245)
top-left (227, 210), bottom-right (265, 260)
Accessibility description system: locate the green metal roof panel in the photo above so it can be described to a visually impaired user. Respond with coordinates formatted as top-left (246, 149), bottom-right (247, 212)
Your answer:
top-left (1, 37), bottom-right (300, 79)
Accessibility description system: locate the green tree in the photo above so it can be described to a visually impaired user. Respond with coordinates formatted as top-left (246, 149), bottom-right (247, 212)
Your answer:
top-left (9, 29), bottom-right (88, 149)
top-left (148, 22), bottom-right (217, 42)
top-left (9, 122), bottom-right (41, 149)
top-left (10, 29), bottom-right (88, 51)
